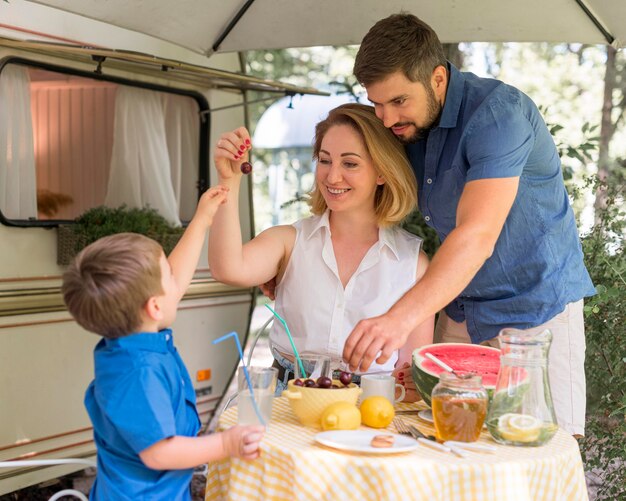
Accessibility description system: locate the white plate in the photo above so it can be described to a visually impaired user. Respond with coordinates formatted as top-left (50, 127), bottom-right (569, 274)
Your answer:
top-left (418, 409), bottom-right (434, 423)
top-left (314, 430), bottom-right (419, 454)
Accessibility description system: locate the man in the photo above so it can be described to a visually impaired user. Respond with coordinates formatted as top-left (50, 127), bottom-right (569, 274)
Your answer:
top-left (342, 13), bottom-right (595, 436)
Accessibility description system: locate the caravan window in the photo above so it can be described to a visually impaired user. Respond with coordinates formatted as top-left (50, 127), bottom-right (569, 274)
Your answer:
top-left (0, 59), bottom-right (209, 226)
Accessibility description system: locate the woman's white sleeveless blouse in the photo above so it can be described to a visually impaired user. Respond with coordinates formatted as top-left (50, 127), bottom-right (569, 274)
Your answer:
top-left (269, 211), bottom-right (423, 373)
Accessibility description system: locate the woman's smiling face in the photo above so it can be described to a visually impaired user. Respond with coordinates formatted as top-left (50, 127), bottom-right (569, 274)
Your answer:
top-left (315, 124), bottom-right (384, 215)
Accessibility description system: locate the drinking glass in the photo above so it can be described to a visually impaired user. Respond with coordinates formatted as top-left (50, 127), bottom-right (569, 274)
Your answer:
top-left (237, 366), bottom-right (277, 426)
top-left (294, 353), bottom-right (331, 381)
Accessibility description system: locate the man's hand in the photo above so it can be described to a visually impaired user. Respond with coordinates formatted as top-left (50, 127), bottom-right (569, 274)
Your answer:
top-left (342, 312), bottom-right (413, 372)
top-left (259, 277), bottom-right (277, 300)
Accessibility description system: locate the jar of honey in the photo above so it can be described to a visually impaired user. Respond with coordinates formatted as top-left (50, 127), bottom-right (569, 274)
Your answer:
top-left (431, 372), bottom-right (488, 442)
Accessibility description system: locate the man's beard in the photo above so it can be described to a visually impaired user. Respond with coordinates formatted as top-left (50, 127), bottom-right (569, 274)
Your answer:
top-left (395, 85), bottom-right (442, 144)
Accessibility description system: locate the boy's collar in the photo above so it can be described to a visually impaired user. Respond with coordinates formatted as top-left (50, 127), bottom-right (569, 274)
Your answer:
top-left (105, 328), bottom-right (174, 353)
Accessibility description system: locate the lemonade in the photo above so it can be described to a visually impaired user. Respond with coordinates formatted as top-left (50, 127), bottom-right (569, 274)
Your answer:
top-left (238, 388), bottom-right (274, 426)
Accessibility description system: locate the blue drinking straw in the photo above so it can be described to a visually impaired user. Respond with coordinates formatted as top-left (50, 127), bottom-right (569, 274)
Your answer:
top-left (213, 331), bottom-right (266, 426)
top-left (264, 303), bottom-right (307, 379)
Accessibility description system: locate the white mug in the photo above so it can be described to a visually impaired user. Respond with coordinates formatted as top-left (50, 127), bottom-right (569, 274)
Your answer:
top-left (360, 374), bottom-right (405, 406)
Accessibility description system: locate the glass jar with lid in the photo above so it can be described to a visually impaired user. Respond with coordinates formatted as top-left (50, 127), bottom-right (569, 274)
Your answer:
top-left (486, 328), bottom-right (558, 446)
top-left (431, 372), bottom-right (488, 442)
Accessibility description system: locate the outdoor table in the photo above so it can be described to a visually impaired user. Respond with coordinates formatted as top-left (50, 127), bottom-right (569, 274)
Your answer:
top-left (205, 398), bottom-right (588, 501)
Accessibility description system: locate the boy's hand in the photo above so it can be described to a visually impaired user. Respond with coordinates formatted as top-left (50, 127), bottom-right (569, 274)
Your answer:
top-left (198, 185), bottom-right (229, 226)
top-left (221, 425), bottom-right (264, 460)
top-left (214, 127), bottom-right (252, 182)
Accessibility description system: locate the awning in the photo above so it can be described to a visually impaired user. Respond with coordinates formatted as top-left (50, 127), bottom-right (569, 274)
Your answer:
top-left (0, 37), bottom-right (327, 97)
top-left (23, 0), bottom-right (626, 54)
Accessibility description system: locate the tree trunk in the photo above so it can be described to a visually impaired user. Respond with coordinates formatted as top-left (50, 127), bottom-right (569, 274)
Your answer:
top-left (594, 45), bottom-right (617, 223)
top-left (442, 43), bottom-right (464, 69)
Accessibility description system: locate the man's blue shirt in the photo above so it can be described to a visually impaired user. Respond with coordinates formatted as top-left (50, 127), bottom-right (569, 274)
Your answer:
top-left (85, 329), bottom-right (201, 500)
top-left (406, 64), bottom-right (595, 343)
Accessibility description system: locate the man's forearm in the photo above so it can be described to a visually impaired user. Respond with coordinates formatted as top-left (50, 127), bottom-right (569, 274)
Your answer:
top-left (389, 225), bottom-right (493, 329)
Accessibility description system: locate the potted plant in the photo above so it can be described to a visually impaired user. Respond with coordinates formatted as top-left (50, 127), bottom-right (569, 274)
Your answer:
top-left (57, 205), bottom-right (184, 265)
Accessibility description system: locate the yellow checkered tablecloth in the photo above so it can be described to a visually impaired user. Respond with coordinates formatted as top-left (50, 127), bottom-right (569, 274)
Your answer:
top-left (205, 398), bottom-right (588, 501)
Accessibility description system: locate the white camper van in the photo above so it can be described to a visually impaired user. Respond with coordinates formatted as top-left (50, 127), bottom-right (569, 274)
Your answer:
top-left (0, 2), bottom-right (322, 495)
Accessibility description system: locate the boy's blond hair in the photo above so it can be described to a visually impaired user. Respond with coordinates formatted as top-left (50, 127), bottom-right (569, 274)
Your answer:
top-left (309, 103), bottom-right (417, 226)
top-left (62, 233), bottom-right (163, 339)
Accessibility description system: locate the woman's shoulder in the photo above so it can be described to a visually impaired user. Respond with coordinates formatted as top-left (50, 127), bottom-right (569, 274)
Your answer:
top-left (388, 225), bottom-right (424, 245)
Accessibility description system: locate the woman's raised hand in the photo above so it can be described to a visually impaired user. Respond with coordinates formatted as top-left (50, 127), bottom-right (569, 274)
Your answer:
top-left (214, 127), bottom-right (252, 182)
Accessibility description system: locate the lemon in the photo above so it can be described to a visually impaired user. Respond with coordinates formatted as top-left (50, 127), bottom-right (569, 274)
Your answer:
top-left (360, 396), bottom-right (395, 428)
top-left (320, 402), bottom-right (361, 430)
top-left (497, 413), bottom-right (541, 443)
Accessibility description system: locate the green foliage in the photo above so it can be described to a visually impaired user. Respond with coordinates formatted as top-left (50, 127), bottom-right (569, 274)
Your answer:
top-left (244, 47), bottom-right (360, 131)
top-left (401, 209), bottom-right (440, 257)
top-left (71, 205), bottom-right (184, 254)
top-left (577, 179), bottom-right (626, 500)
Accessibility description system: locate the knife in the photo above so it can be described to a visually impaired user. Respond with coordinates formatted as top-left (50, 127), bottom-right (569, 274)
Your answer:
top-left (443, 440), bottom-right (497, 453)
top-left (409, 425), bottom-right (469, 458)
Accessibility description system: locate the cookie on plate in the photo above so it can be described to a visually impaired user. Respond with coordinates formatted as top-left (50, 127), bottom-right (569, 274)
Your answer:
top-left (370, 434), bottom-right (395, 448)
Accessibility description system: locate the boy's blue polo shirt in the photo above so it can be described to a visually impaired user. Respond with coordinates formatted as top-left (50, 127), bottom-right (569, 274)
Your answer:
top-left (406, 63), bottom-right (595, 343)
top-left (85, 329), bottom-right (201, 500)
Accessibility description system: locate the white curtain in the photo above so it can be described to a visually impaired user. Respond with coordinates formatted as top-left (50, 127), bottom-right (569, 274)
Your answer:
top-left (164, 94), bottom-right (200, 221)
top-left (105, 87), bottom-right (185, 226)
top-left (0, 66), bottom-right (37, 219)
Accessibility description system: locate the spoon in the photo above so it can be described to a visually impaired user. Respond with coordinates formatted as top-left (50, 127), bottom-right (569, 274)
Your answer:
top-left (425, 352), bottom-right (464, 378)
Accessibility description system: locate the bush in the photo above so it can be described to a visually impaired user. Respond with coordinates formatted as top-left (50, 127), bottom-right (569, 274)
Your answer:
top-left (578, 179), bottom-right (626, 500)
top-left (57, 206), bottom-right (184, 265)
top-left (401, 209), bottom-right (440, 257)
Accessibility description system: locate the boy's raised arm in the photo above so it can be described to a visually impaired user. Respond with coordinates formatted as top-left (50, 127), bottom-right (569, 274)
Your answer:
top-left (168, 185), bottom-right (228, 301)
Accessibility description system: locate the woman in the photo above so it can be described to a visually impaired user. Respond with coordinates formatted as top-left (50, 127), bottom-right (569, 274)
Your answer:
top-left (209, 104), bottom-right (434, 399)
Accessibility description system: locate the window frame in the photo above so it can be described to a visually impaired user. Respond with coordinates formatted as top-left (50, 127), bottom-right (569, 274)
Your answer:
top-left (0, 56), bottom-right (210, 228)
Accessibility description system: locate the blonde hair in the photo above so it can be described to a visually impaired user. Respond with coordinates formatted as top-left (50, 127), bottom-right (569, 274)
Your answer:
top-left (62, 233), bottom-right (164, 339)
top-left (309, 103), bottom-right (417, 226)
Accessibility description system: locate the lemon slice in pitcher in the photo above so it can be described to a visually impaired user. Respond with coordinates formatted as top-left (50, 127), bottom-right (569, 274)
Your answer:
top-left (497, 413), bottom-right (541, 442)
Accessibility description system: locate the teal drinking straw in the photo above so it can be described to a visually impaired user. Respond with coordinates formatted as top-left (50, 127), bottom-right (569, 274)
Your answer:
top-left (212, 331), bottom-right (266, 426)
top-left (264, 303), bottom-right (307, 379)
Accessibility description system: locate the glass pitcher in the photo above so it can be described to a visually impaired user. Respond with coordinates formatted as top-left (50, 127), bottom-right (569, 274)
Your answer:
top-left (486, 328), bottom-right (558, 446)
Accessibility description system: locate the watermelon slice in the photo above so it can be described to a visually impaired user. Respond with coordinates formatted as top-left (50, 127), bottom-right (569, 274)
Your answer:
top-left (411, 343), bottom-right (501, 406)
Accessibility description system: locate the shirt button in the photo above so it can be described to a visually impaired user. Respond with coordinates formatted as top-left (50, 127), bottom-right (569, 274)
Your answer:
top-left (165, 334), bottom-right (170, 341)
top-left (424, 216), bottom-right (431, 221)
top-left (426, 178), bottom-right (433, 184)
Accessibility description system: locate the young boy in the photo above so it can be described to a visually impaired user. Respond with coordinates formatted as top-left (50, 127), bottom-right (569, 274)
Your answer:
top-left (62, 185), bottom-right (264, 500)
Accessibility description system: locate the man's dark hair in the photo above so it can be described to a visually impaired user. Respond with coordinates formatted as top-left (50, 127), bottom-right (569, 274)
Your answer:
top-left (354, 13), bottom-right (447, 86)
